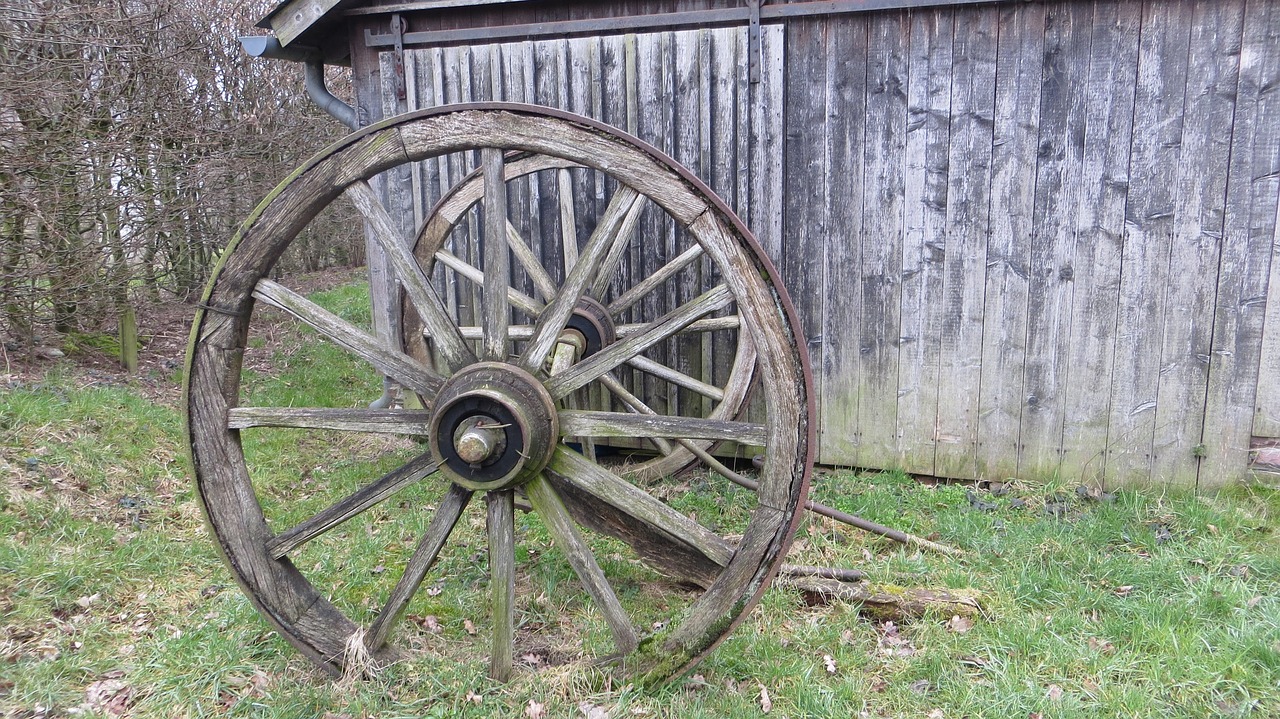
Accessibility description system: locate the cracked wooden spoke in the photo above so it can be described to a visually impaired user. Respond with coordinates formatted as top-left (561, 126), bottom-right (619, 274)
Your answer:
top-left (487, 489), bottom-right (516, 681)
top-left (458, 325), bottom-right (534, 341)
top-left (482, 148), bottom-right (511, 361)
top-left (519, 185), bottom-right (640, 372)
top-left (253, 279), bottom-right (444, 399)
top-left (545, 284), bottom-right (733, 400)
top-left (506, 221), bottom-right (558, 301)
top-left (525, 475), bottom-right (638, 654)
top-left (228, 407), bottom-right (433, 435)
top-left (616, 315), bottom-right (740, 338)
top-left (347, 181), bottom-right (474, 371)
top-left (608, 244), bottom-right (705, 314)
top-left (589, 194), bottom-right (646, 299)
top-left (265, 452), bottom-right (440, 560)
top-left (433, 249), bottom-right (543, 316)
top-left (366, 484), bottom-right (472, 650)
top-left (597, 372), bottom-right (674, 456)
top-left (558, 410), bottom-right (766, 445)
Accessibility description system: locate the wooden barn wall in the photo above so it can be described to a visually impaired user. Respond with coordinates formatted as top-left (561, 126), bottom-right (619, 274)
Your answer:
top-left (358, 0), bottom-right (1280, 489)
top-left (782, 0), bottom-right (1280, 490)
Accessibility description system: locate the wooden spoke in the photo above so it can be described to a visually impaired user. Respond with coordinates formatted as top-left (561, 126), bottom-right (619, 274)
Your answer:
top-left (519, 185), bottom-right (640, 372)
top-left (458, 325), bottom-right (534, 341)
top-left (545, 445), bottom-right (737, 573)
top-left (487, 489), bottom-right (516, 681)
top-left (597, 372), bottom-right (674, 456)
top-left (346, 181), bottom-right (474, 371)
top-left (589, 195), bottom-right (646, 299)
top-left (366, 484), bottom-right (472, 650)
top-left (253, 279), bottom-right (444, 399)
top-left (558, 410), bottom-right (766, 445)
top-left (482, 148), bottom-right (511, 362)
top-left (506, 222), bottom-right (558, 301)
top-left (265, 452), bottom-right (440, 559)
top-left (558, 168), bottom-right (578, 271)
top-left (525, 475), bottom-right (638, 654)
top-left (545, 284), bottom-right (734, 400)
top-left (228, 407), bottom-right (433, 435)
top-left (625, 355), bottom-right (726, 402)
top-left (608, 244), bottom-right (705, 314)
top-left (434, 249), bottom-right (543, 316)
top-left (616, 315), bottom-right (740, 338)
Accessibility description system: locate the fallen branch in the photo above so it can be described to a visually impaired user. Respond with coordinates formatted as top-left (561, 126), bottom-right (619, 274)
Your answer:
top-left (780, 577), bottom-right (982, 620)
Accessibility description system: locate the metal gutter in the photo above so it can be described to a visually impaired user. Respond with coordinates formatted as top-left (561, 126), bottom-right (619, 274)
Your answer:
top-left (239, 36), bottom-right (360, 131)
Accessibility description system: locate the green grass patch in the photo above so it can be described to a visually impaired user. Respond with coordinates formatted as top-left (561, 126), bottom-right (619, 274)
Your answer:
top-left (4, 278), bottom-right (1279, 717)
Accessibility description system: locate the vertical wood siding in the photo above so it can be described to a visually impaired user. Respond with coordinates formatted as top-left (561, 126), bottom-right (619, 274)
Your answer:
top-left (370, 0), bottom-right (1280, 489)
top-left (777, 0), bottom-right (1280, 489)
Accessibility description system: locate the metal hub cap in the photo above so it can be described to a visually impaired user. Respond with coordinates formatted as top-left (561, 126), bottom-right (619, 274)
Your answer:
top-left (428, 362), bottom-right (558, 491)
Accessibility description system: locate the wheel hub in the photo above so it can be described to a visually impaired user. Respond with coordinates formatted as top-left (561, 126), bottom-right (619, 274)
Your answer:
top-left (567, 297), bottom-right (615, 359)
top-left (428, 362), bottom-right (558, 491)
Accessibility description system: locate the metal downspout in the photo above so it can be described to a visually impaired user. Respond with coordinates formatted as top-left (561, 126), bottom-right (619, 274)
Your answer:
top-left (239, 36), bottom-right (397, 409)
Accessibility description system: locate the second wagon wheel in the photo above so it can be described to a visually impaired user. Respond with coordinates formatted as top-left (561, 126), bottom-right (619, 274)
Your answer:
top-left (400, 151), bottom-right (759, 483)
top-left (185, 104), bottom-right (813, 684)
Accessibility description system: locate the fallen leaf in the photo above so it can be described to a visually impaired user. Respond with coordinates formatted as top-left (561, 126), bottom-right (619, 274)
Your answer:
top-left (1113, 585), bottom-right (1134, 598)
top-left (758, 684), bottom-right (772, 714)
top-left (465, 691), bottom-right (483, 705)
top-left (75, 594), bottom-right (100, 610)
top-left (525, 699), bottom-right (546, 719)
top-left (869, 676), bottom-right (889, 693)
top-left (686, 674), bottom-right (710, 691)
top-left (959, 655), bottom-right (989, 668)
top-left (84, 679), bottom-right (132, 717)
top-left (423, 615), bottom-right (441, 633)
top-left (1046, 684), bottom-right (1064, 701)
top-left (823, 654), bottom-right (837, 674)
top-left (321, 713), bottom-right (354, 719)
top-left (521, 652), bottom-right (544, 666)
top-left (1082, 679), bottom-right (1100, 695)
top-left (927, 710), bottom-right (945, 719)
top-left (464, 619), bottom-right (477, 635)
top-left (1247, 596), bottom-right (1263, 609)
top-left (910, 679), bottom-right (932, 695)
top-left (947, 615), bottom-right (974, 633)
top-left (579, 701), bottom-right (608, 719)
top-left (1087, 637), bottom-right (1115, 654)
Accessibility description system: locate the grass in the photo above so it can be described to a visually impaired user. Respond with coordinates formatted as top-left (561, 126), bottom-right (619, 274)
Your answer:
top-left (3, 278), bottom-right (1279, 718)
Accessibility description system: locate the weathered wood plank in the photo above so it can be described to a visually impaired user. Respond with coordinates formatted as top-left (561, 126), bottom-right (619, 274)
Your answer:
top-left (897, 8), bottom-right (953, 476)
top-left (1106, 0), bottom-right (1193, 488)
top-left (934, 5), bottom-right (998, 480)
top-left (1059, 0), bottom-right (1142, 487)
top-left (228, 407), bottom-right (433, 435)
top-left (1018, 1), bottom-right (1090, 481)
top-left (266, 452), bottom-right (440, 559)
top-left (1203, 0), bottom-right (1280, 485)
top-left (973, 2), bottom-right (1044, 482)
top-left (853, 10), bottom-right (907, 469)
top-left (1149, 0), bottom-right (1243, 488)
top-left (481, 148), bottom-right (511, 361)
top-left (625, 354), bottom-right (726, 402)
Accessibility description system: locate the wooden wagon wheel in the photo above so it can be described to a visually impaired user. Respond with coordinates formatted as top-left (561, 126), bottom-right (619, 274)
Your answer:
top-left (400, 153), bottom-right (758, 482)
top-left (185, 103), bottom-right (813, 684)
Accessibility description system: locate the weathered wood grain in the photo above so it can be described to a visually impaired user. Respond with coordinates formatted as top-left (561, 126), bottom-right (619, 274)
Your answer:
top-left (974, 2), bottom-right (1043, 482)
top-left (1149, 0), bottom-right (1242, 489)
top-left (897, 8), bottom-right (953, 476)
top-left (854, 10), bottom-right (906, 469)
top-left (934, 5), bottom-right (998, 480)
top-left (1203, 0), bottom-right (1280, 485)
top-left (481, 148), bottom-right (511, 361)
top-left (228, 407), bottom-right (433, 435)
top-left (486, 489), bottom-right (515, 681)
top-left (625, 354), bottom-right (726, 401)
top-left (558, 410), bottom-right (767, 445)
top-left (1018, 2), bottom-right (1089, 481)
top-left (1059, 0), bottom-right (1141, 487)
top-left (1106, 0), bottom-right (1193, 488)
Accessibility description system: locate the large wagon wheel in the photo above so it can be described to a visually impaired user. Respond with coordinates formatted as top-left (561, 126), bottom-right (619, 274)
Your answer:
top-left (185, 104), bottom-right (813, 684)
top-left (401, 154), bottom-right (759, 482)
